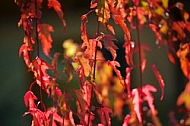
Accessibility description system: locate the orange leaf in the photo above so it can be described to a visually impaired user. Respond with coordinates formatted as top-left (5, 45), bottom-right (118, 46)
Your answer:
top-left (19, 44), bottom-right (31, 67)
top-left (177, 82), bottom-right (190, 110)
top-left (48, 0), bottom-right (66, 31)
top-left (114, 15), bottom-right (131, 40)
top-left (38, 24), bottom-right (54, 58)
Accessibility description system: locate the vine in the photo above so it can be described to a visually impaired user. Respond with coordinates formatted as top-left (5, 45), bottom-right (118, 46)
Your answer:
top-left (15, 0), bottom-right (190, 125)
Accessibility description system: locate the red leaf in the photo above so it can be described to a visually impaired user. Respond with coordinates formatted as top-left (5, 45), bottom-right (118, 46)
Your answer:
top-left (114, 15), bottom-right (131, 41)
top-left (100, 107), bottom-right (113, 126)
top-left (132, 0), bottom-right (139, 6)
top-left (102, 34), bottom-right (118, 60)
top-left (108, 60), bottom-right (124, 84)
top-left (149, 24), bottom-right (162, 46)
top-left (132, 88), bottom-right (143, 123)
top-left (38, 24), bottom-right (54, 58)
top-left (142, 84), bottom-right (157, 116)
top-left (45, 108), bottom-right (63, 126)
top-left (122, 114), bottom-right (131, 126)
top-left (168, 51), bottom-right (176, 64)
top-left (152, 64), bottom-right (165, 100)
top-left (48, 0), bottom-right (66, 32)
top-left (32, 58), bottom-right (53, 95)
top-left (123, 40), bottom-right (135, 66)
top-left (81, 14), bottom-right (89, 48)
top-left (19, 44), bottom-right (31, 67)
top-left (125, 67), bottom-right (133, 96)
top-left (24, 91), bottom-right (38, 108)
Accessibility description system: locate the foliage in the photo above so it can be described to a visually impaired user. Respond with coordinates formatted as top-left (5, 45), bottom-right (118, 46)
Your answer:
top-left (15, 0), bottom-right (190, 125)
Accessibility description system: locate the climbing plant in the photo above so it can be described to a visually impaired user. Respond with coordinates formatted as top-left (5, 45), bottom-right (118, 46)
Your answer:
top-left (15, 0), bottom-right (190, 125)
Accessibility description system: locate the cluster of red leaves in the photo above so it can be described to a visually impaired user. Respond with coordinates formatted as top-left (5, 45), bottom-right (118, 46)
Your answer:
top-left (16, 0), bottom-right (190, 125)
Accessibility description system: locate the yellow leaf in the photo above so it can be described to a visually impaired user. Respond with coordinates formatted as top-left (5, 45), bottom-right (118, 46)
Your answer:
top-left (155, 7), bottom-right (165, 16)
top-left (177, 82), bottom-right (190, 110)
top-left (159, 20), bottom-right (168, 34)
top-left (162, 0), bottom-right (168, 8)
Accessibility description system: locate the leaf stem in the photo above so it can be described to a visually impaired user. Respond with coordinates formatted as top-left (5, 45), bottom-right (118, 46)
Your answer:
top-left (35, 0), bottom-right (40, 57)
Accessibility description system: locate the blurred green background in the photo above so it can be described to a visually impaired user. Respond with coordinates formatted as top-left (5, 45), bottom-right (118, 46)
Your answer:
top-left (0, 0), bottom-right (189, 125)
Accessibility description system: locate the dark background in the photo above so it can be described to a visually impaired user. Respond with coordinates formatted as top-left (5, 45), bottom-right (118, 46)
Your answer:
top-left (0, 0), bottom-right (189, 125)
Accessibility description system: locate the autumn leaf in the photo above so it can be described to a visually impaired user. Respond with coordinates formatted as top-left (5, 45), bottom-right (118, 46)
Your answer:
top-left (45, 107), bottom-right (63, 126)
top-left (114, 15), bottom-right (131, 41)
top-left (142, 84), bottom-right (157, 116)
top-left (19, 44), bottom-right (31, 67)
top-left (132, 88), bottom-right (143, 123)
top-left (77, 53), bottom-right (91, 77)
top-left (162, 0), bottom-right (168, 8)
top-left (23, 108), bottom-right (45, 126)
top-left (81, 14), bottom-right (89, 48)
top-left (133, 0), bottom-right (140, 6)
top-left (177, 43), bottom-right (190, 79)
top-left (63, 58), bottom-right (75, 82)
top-left (125, 67), bottom-right (133, 96)
top-left (52, 52), bottom-right (61, 78)
top-left (172, 22), bottom-right (186, 40)
top-left (152, 65), bottom-right (165, 100)
top-left (100, 107), bottom-right (113, 126)
top-left (108, 60), bottom-right (124, 84)
top-left (149, 24), bottom-right (162, 46)
top-left (122, 114), bottom-right (131, 126)
top-left (168, 51), bottom-right (176, 64)
top-left (73, 89), bottom-right (88, 113)
top-left (82, 38), bottom-right (102, 61)
top-left (48, 0), bottom-right (66, 32)
top-left (96, 0), bottom-right (110, 24)
top-left (24, 91), bottom-right (38, 109)
top-left (38, 24), bottom-right (54, 58)
top-left (32, 58), bottom-right (53, 95)
top-left (123, 40), bottom-right (135, 66)
top-left (101, 34), bottom-right (118, 60)
top-left (177, 82), bottom-right (190, 110)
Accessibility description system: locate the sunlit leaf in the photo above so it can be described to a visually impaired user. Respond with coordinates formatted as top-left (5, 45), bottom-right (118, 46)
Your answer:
top-left (38, 24), bottom-right (54, 58)
top-left (108, 60), bottom-right (124, 84)
top-left (123, 40), bottom-right (135, 66)
top-left (24, 91), bottom-right (37, 108)
top-left (162, 0), bottom-right (168, 8)
top-left (125, 67), bottom-right (133, 96)
top-left (114, 15), bottom-right (131, 41)
top-left (177, 82), bottom-right (190, 110)
top-left (19, 44), bottom-right (31, 67)
top-left (122, 114), bottom-right (131, 126)
top-left (149, 24), bottom-right (162, 46)
top-left (177, 43), bottom-right (190, 79)
top-left (152, 64), bottom-right (165, 100)
top-left (100, 107), bottom-right (113, 126)
top-left (81, 14), bottom-right (89, 48)
top-left (132, 88), bottom-right (143, 123)
top-left (172, 22), bottom-right (186, 40)
top-left (142, 84), bottom-right (157, 116)
top-left (48, 0), bottom-right (66, 32)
